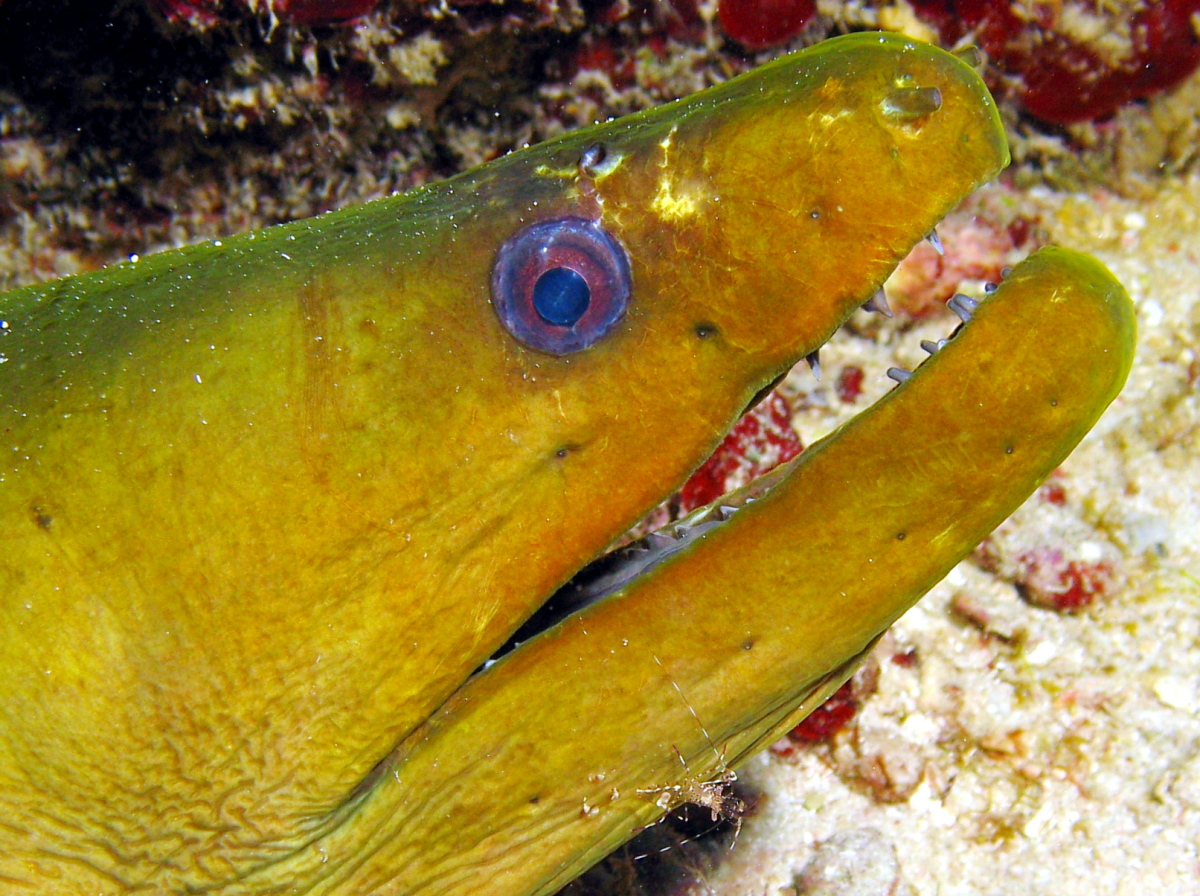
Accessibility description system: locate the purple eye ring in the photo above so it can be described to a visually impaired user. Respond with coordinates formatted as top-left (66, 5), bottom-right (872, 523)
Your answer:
top-left (491, 217), bottom-right (632, 355)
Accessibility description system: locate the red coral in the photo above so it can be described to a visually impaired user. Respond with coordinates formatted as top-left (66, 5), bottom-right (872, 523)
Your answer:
top-left (913, 0), bottom-right (1200, 124)
top-left (678, 391), bottom-right (802, 512)
top-left (1038, 481), bottom-right (1067, 506)
top-left (717, 0), bottom-right (815, 51)
top-left (664, 0), bottom-right (706, 42)
top-left (274, 0), bottom-right (379, 25)
top-left (787, 682), bottom-right (859, 743)
top-left (835, 365), bottom-right (865, 404)
top-left (1013, 547), bottom-right (1115, 612)
top-left (771, 661), bottom-right (880, 755)
top-left (891, 648), bottom-right (918, 668)
top-left (572, 37), bottom-right (636, 90)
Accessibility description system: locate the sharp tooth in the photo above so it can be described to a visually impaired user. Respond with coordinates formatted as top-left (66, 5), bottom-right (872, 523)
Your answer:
top-left (806, 349), bottom-right (821, 380)
top-left (926, 228), bottom-right (944, 256)
top-left (887, 367), bottom-right (912, 384)
top-left (920, 339), bottom-right (943, 354)
top-left (984, 281), bottom-right (998, 294)
top-left (948, 293), bottom-right (978, 322)
top-left (952, 45), bottom-right (983, 68)
top-left (862, 288), bottom-right (894, 318)
top-left (647, 532), bottom-right (675, 549)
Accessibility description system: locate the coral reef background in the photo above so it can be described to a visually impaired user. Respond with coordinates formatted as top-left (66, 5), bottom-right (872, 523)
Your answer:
top-left (2, 2), bottom-right (1199, 894)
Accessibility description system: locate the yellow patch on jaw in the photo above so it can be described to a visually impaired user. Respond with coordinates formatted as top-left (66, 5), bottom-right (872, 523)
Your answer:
top-left (651, 126), bottom-right (707, 222)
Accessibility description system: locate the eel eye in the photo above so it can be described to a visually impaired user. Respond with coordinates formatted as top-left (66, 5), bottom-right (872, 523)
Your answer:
top-left (491, 217), bottom-right (632, 355)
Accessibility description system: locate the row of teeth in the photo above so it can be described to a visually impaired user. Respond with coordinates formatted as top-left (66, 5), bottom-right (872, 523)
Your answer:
top-left (490, 485), bottom-right (777, 662)
top-left (804, 230), bottom-right (998, 385)
top-left (550, 237), bottom-right (1000, 611)
top-left (538, 262), bottom-right (982, 611)
top-left (888, 291), bottom-right (982, 384)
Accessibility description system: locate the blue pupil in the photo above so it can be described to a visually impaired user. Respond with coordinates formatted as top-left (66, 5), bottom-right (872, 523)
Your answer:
top-left (532, 267), bottom-right (590, 327)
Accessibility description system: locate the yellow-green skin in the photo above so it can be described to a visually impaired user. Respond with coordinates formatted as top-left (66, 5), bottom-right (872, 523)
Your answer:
top-left (0, 34), bottom-right (1133, 895)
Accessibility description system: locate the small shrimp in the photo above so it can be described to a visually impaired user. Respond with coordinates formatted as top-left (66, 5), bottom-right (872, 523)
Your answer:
top-left (633, 657), bottom-right (748, 859)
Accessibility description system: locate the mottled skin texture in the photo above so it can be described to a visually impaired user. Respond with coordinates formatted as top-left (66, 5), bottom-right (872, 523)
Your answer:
top-left (0, 34), bottom-right (1132, 896)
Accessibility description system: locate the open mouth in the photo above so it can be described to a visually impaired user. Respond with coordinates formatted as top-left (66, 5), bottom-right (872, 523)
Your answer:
top-left (405, 233), bottom-right (1133, 896)
top-left (491, 233), bottom-right (982, 664)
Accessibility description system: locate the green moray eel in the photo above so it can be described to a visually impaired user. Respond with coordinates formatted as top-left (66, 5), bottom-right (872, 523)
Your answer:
top-left (0, 33), bottom-right (1133, 895)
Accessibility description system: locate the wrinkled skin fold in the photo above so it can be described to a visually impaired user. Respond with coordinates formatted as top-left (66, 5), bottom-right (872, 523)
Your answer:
top-left (0, 33), bottom-right (1133, 895)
